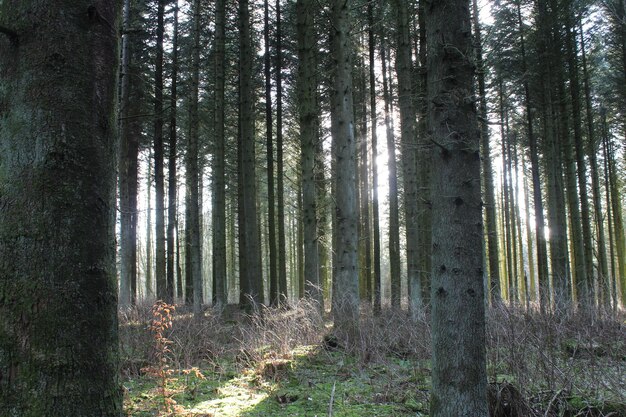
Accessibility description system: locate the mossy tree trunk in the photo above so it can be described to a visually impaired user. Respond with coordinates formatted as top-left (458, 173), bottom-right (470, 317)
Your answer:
top-left (0, 1), bottom-right (122, 415)
top-left (427, 0), bottom-right (488, 414)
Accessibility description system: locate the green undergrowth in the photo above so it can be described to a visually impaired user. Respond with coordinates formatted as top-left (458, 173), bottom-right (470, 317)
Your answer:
top-left (123, 345), bottom-right (430, 416)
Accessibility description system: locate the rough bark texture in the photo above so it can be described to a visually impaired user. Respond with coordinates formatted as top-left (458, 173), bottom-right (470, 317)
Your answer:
top-left (297, 0), bottom-right (322, 307)
top-left (212, 0), bottom-right (227, 307)
top-left (393, 0), bottom-right (421, 313)
top-left (0, 1), bottom-right (122, 415)
top-left (427, 0), bottom-right (488, 415)
top-left (330, 0), bottom-right (359, 340)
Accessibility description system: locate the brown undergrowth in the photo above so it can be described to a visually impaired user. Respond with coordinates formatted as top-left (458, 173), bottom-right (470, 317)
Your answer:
top-left (120, 300), bottom-right (625, 416)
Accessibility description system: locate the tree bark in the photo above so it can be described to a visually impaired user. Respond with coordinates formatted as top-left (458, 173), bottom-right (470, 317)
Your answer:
top-left (427, 0), bottom-right (488, 414)
top-left (0, 1), bottom-right (122, 414)
top-left (330, 0), bottom-right (359, 340)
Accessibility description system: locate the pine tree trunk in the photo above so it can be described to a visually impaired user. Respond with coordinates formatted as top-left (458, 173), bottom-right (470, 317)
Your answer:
top-left (119, 0), bottom-right (138, 308)
top-left (380, 40), bottom-right (401, 313)
top-left (239, 0), bottom-right (263, 308)
top-left (264, 0), bottom-right (278, 306)
top-left (0, 1), bottom-right (122, 414)
top-left (212, 0), bottom-right (227, 308)
top-left (186, 0), bottom-right (203, 316)
top-left (275, 0), bottom-right (288, 304)
top-left (154, 0), bottom-right (167, 301)
top-left (473, 0), bottom-right (501, 303)
top-left (427, 0), bottom-right (488, 414)
top-left (297, 0), bottom-right (322, 307)
top-left (330, 0), bottom-right (359, 340)
top-left (393, 0), bottom-right (421, 314)
top-left (368, 1), bottom-right (382, 315)
top-left (167, 0), bottom-right (180, 305)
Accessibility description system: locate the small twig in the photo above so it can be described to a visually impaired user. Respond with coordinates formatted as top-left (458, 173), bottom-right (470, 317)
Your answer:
top-left (544, 389), bottom-right (562, 417)
top-left (328, 381), bottom-right (336, 417)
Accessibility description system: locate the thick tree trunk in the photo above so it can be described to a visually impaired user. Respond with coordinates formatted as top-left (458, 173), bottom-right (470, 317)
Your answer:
top-left (0, 1), bottom-right (122, 415)
top-left (427, 0), bottom-right (488, 415)
top-left (330, 0), bottom-right (359, 340)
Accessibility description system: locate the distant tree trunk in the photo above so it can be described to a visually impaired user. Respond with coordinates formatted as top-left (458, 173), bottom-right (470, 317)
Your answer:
top-left (380, 38), bottom-right (401, 314)
top-left (297, 0), bottom-right (322, 307)
top-left (167, 0), bottom-right (180, 305)
top-left (186, 0), bottom-right (203, 317)
top-left (565, 7), bottom-right (593, 310)
top-left (119, 0), bottom-right (138, 308)
top-left (212, 0), bottom-right (227, 308)
top-left (154, 0), bottom-right (167, 301)
top-left (393, 0), bottom-right (421, 314)
top-left (499, 83), bottom-right (515, 302)
top-left (239, 0), bottom-right (263, 308)
top-left (581, 24), bottom-right (609, 309)
top-left (146, 149), bottom-right (154, 299)
top-left (517, 2), bottom-right (549, 310)
top-left (368, 1), bottom-right (382, 314)
top-left (473, 0), bottom-right (500, 304)
top-left (330, 0), bottom-right (359, 340)
top-left (264, 0), bottom-right (278, 306)
top-left (0, 1), bottom-right (122, 414)
top-left (427, 0), bottom-right (488, 415)
top-left (276, 0), bottom-right (288, 304)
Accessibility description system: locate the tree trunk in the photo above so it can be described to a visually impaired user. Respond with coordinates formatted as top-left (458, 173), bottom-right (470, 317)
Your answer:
top-left (275, 0), bottom-right (288, 304)
top-left (239, 0), bottom-right (263, 308)
top-left (427, 0), bottom-right (488, 414)
top-left (154, 0), bottom-right (167, 301)
top-left (297, 0), bottom-right (322, 307)
top-left (0, 1), bottom-right (122, 414)
top-left (212, 0), bottom-right (227, 308)
top-left (330, 0), bottom-right (359, 340)
top-left (186, 0), bottom-right (203, 317)
top-left (473, 0), bottom-right (501, 304)
top-left (368, 1), bottom-right (382, 315)
top-left (264, 0), bottom-right (278, 306)
top-left (119, 0), bottom-right (138, 308)
top-left (167, 0), bottom-right (179, 305)
top-left (581, 23), bottom-right (610, 309)
top-left (381, 36), bottom-right (401, 314)
top-left (393, 0), bottom-right (421, 314)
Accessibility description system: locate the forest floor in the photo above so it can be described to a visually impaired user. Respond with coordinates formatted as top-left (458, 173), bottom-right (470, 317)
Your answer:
top-left (120, 301), bottom-right (626, 416)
